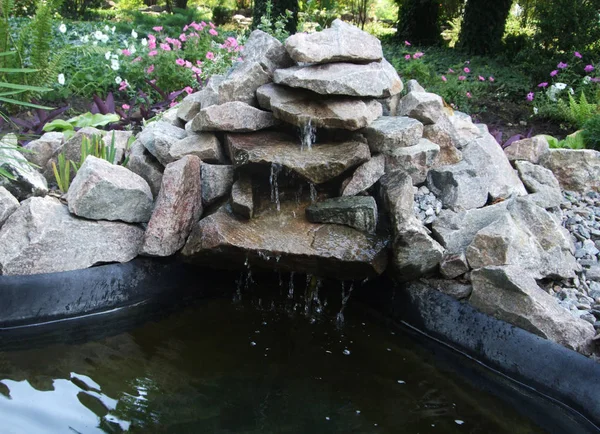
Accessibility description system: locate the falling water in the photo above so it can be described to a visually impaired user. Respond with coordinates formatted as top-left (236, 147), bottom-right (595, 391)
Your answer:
top-left (309, 183), bottom-right (318, 203)
top-left (270, 163), bottom-right (282, 211)
top-left (304, 275), bottom-right (323, 317)
top-left (300, 119), bottom-right (316, 151)
top-left (234, 256), bottom-right (253, 302)
top-left (336, 281), bottom-right (355, 327)
top-left (288, 271), bottom-right (295, 299)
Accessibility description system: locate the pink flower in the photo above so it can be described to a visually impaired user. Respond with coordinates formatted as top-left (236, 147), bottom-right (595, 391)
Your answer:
top-left (413, 52), bottom-right (424, 59)
top-left (441, 75), bottom-right (447, 82)
top-left (148, 50), bottom-right (158, 57)
top-left (148, 41), bottom-right (156, 50)
top-left (550, 70), bottom-right (558, 77)
top-left (148, 34), bottom-right (156, 42)
top-left (466, 92), bottom-right (472, 98)
top-left (122, 49), bottom-right (132, 56)
top-left (478, 75), bottom-right (485, 81)
top-left (404, 40), bottom-right (411, 46)
top-left (184, 86), bottom-right (193, 95)
top-left (119, 80), bottom-right (128, 91)
top-left (526, 92), bottom-right (534, 101)
top-left (489, 76), bottom-right (495, 82)
top-left (557, 62), bottom-right (568, 69)
top-left (192, 66), bottom-right (202, 75)
top-left (458, 75), bottom-right (466, 81)
top-left (190, 22), bottom-right (200, 31)
top-left (160, 43), bottom-right (171, 51)
top-left (585, 64), bottom-right (595, 73)
top-left (591, 77), bottom-right (600, 83)
top-left (448, 68), bottom-right (455, 73)
top-left (465, 60), bottom-right (470, 64)
top-left (404, 54), bottom-right (411, 60)
top-left (206, 51), bottom-right (215, 60)
top-left (209, 28), bottom-right (218, 36)
top-left (146, 65), bottom-right (154, 73)
top-left (150, 79), bottom-right (156, 84)
top-left (184, 60), bottom-right (192, 68)
top-left (133, 56), bottom-right (142, 62)
top-left (574, 52), bottom-right (582, 58)
top-left (196, 60), bottom-right (203, 66)
top-left (183, 25), bottom-right (189, 31)
top-left (176, 58), bottom-right (185, 66)
top-left (170, 101), bottom-right (177, 107)
top-left (538, 82), bottom-right (548, 88)
top-left (152, 26), bottom-right (163, 32)
top-left (464, 67), bottom-right (470, 73)
top-left (209, 21), bottom-right (216, 29)
top-left (180, 33), bottom-right (187, 42)
top-left (122, 104), bottom-right (130, 110)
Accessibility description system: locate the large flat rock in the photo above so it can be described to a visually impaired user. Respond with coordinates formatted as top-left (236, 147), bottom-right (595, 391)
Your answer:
top-left (539, 148), bottom-right (600, 193)
top-left (226, 131), bottom-right (371, 184)
top-left (190, 101), bottom-right (278, 132)
top-left (273, 60), bottom-right (402, 98)
top-left (181, 199), bottom-right (388, 279)
top-left (0, 134), bottom-right (48, 200)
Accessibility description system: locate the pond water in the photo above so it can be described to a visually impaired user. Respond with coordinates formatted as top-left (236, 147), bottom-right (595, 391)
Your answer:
top-left (0, 275), bottom-right (548, 434)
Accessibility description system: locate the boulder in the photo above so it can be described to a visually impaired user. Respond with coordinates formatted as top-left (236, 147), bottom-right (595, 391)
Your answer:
top-left (273, 60), bottom-right (402, 98)
top-left (231, 174), bottom-right (254, 219)
top-left (515, 160), bottom-right (563, 209)
top-left (0, 134), bottom-right (48, 200)
top-left (0, 186), bottom-right (19, 227)
top-left (159, 105), bottom-right (185, 128)
top-left (226, 131), bottom-right (371, 184)
top-left (138, 121), bottom-right (187, 166)
top-left (341, 154), bottom-right (385, 196)
top-left (470, 266), bottom-right (595, 354)
top-left (169, 133), bottom-right (225, 163)
top-left (179, 75), bottom-right (225, 120)
top-left (256, 82), bottom-right (293, 111)
top-left (0, 196), bottom-right (144, 275)
top-left (439, 251), bottom-right (469, 279)
top-left (284, 19), bottom-right (383, 64)
top-left (397, 92), bottom-right (444, 125)
top-left (190, 101), bottom-right (278, 132)
top-left (218, 61), bottom-right (271, 106)
top-left (427, 161), bottom-right (488, 210)
top-left (201, 163), bottom-right (234, 206)
top-left (419, 279), bottom-right (473, 300)
top-left (378, 93), bottom-right (401, 116)
top-left (503, 136), bottom-right (549, 164)
top-left (181, 199), bottom-right (388, 279)
top-left (539, 149), bottom-right (600, 193)
top-left (24, 132), bottom-right (64, 168)
top-left (176, 99), bottom-right (202, 123)
top-left (306, 196), bottom-right (378, 233)
top-left (242, 29), bottom-right (294, 74)
top-left (126, 140), bottom-right (164, 199)
top-left (384, 138), bottom-right (440, 185)
top-left (102, 130), bottom-right (134, 164)
top-left (405, 79), bottom-right (425, 93)
top-left (67, 156), bottom-right (154, 223)
top-left (140, 155), bottom-right (202, 256)
top-left (422, 117), bottom-right (463, 166)
top-left (361, 116), bottom-right (423, 153)
top-left (446, 111), bottom-right (482, 148)
top-left (378, 170), bottom-right (414, 232)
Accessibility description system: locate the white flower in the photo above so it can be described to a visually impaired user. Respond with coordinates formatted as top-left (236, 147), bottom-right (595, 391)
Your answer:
top-left (111, 54), bottom-right (119, 60)
top-left (131, 29), bottom-right (138, 38)
top-left (81, 35), bottom-right (89, 43)
top-left (59, 23), bottom-right (66, 33)
top-left (100, 34), bottom-right (109, 43)
top-left (58, 73), bottom-right (65, 85)
top-left (111, 59), bottom-right (120, 71)
top-left (104, 25), bottom-right (109, 32)
top-left (105, 51), bottom-right (111, 60)
top-left (93, 41), bottom-right (98, 46)
top-left (111, 26), bottom-right (115, 34)
top-left (115, 76), bottom-right (122, 84)
top-left (568, 87), bottom-right (574, 95)
top-left (584, 76), bottom-right (592, 85)
top-left (555, 82), bottom-right (567, 90)
top-left (141, 38), bottom-right (147, 46)
top-left (94, 30), bottom-right (103, 40)
top-left (130, 45), bottom-right (136, 54)
top-left (533, 107), bottom-right (539, 115)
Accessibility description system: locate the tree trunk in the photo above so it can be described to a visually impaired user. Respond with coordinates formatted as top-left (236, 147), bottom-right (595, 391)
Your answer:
top-left (458, 0), bottom-right (512, 54)
top-left (175, 0), bottom-right (188, 9)
top-left (396, 0), bottom-right (440, 46)
top-left (252, 0), bottom-right (299, 35)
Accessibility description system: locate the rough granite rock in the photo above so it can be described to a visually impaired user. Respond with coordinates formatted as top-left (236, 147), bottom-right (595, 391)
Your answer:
top-left (427, 161), bottom-right (489, 210)
top-left (361, 116), bottom-right (423, 153)
top-left (0, 134), bottom-right (48, 200)
top-left (24, 132), bottom-right (64, 168)
top-left (201, 163), bottom-right (234, 206)
top-left (446, 111), bottom-right (482, 148)
top-left (160, 105), bottom-right (185, 128)
top-left (0, 196), bottom-right (144, 275)
top-left (242, 29), bottom-right (294, 74)
top-left (306, 196), bottom-right (378, 233)
top-left (342, 154), bottom-right (385, 196)
top-left (126, 140), bottom-right (164, 199)
top-left (405, 79), bottom-right (425, 93)
top-left (503, 136), bottom-right (550, 164)
top-left (419, 278), bottom-right (473, 300)
top-left (439, 251), bottom-right (469, 279)
top-left (422, 117), bottom-right (463, 166)
top-left (231, 174), bottom-right (254, 219)
top-left (0, 186), bottom-right (19, 227)
top-left (178, 75), bottom-right (225, 121)
top-left (396, 91), bottom-right (444, 125)
top-left (539, 148), bottom-right (600, 193)
top-left (470, 265), bottom-right (595, 354)
top-left (284, 19), bottom-right (383, 64)
top-left (226, 131), bottom-right (371, 184)
top-left (169, 133), bottom-right (225, 163)
top-left (141, 155), bottom-right (202, 256)
top-left (378, 170), bottom-right (414, 232)
top-left (102, 130), bottom-right (134, 164)
top-left (67, 156), bottom-right (154, 223)
top-left (384, 138), bottom-right (440, 185)
top-left (218, 61), bottom-right (271, 106)
top-left (190, 101), bottom-right (278, 132)
top-left (515, 160), bottom-right (563, 209)
top-left (273, 60), bottom-right (402, 98)
top-left (138, 121), bottom-right (187, 166)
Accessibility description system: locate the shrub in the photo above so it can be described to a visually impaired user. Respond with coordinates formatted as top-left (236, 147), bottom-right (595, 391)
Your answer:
top-left (582, 115), bottom-right (600, 150)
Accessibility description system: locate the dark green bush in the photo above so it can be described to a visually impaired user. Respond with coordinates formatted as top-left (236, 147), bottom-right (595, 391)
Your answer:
top-left (582, 115), bottom-right (600, 150)
top-left (212, 5), bottom-right (233, 25)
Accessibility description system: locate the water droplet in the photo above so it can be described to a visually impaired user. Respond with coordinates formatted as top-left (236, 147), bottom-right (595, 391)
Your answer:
top-left (386, 348), bottom-right (391, 352)
top-left (455, 420), bottom-right (464, 425)
top-left (397, 380), bottom-right (405, 384)
top-left (343, 349), bottom-right (351, 356)
top-left (325, 417), bottom-right (330, 421)
top-left (250, 342), bottom-right (257, 346)
top-left (325, 350), bottom-right (332, 354)
top-left (356, 410), bottom-right (361, 415)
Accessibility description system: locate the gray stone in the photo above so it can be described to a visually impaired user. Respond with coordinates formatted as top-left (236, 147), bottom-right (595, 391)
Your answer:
top-left (0, 186), bottom-right (19, 227)
top-left (427, 161), bottom-right (488, 210)
top-left (180, 75), bottom-right (225, 119)
top-left (439, 251), bottom-right (469, 279)
top-left (515, 160), bottom-right (563, 209)
top-left (138, 121), bottom-right (187, 166)
top-left (218, 61), bottom-right (271, 106)
top-left (306, 196), bottom-right (378, 233)
top-left (181, 199), bottom-right (388, 280)
top-left (0, 134), bottom-right (48, 200)
top-left (160, 105), bottom-right (185, 128)
top-left (422, 116), bottom-right (463, 166)
top-left (539, 149), bottom-right (600, 193)
top-left (67, 156), bottom-right (154, 223)
top-left (397, 92), bottom-right (444, 125)
top-left (470, 266), bottom-right (595, 354)
top-left (243, 29), bottom-right (294, 74)
top-left (24, 132), bottom-right (64, 168)
top-left (176, 99), bottom-right (202, 123)
top-left (273, 60), bottom-right (402, 98)
top-left (378, 170), bottom-right (414, 234)
top-left (231, 174), bottom-right (254, 219)
top-left (447, 111), bottom-right (482, 148)
top-left (378, 93), bottom-right (401, 116)
top-left (420, 278), bottom-right (473, 300)
top-left (504, 136), bottom-right (549, 164)
top-left (226, 131), bottom-right (371, 184)
top-left (342, 155), bottom-right (385, 196)
top-left (126, 140), bottom-right (164, 199)
top-left (169, 133), bottom-right (225, 163)
top-left (141, 155), bottom-right (202, 256)
top-left (405, 79), bottom-right (425, 93)
top-left (361, 116), bottom-right (423, 153)
top-left (190, 101), bottom-right (278, 132)
top-left (256, 82), bottom-right (292, 111)
top-left (0, 196), bottom-right (144, 275)
top-left (284, 19), bottom-right (383, 64)
top-left (201, 163), bottom-right (234, 206)
top-left (384, 138), bottom-right (440, 185)
top-left (102, 130), bottom-right (133, 164)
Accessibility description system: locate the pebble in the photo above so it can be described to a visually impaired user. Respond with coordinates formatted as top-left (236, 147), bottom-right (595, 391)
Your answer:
top-left (414, 188), bottom-right (443, 225)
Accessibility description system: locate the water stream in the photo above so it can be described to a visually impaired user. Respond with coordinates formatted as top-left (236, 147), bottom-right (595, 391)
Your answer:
top-left (300, 119), bottom-right (317, 151)
top-left (269, 163), bottom-right (282, 211)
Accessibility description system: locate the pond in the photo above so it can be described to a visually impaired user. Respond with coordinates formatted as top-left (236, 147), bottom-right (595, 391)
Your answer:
top-left (0, 274), bottom-right (554, 433)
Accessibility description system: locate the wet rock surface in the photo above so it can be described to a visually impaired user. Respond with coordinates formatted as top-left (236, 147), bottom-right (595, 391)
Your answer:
top-left (190, 101), bottom-right (278, 132)
top-left (0, 134), bottom-right (48, 200)
top-left (306, 196), bottom-right (378, 233)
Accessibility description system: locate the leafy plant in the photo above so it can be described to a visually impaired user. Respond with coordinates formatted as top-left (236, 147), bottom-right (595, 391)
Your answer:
top-left (256, 0), bottom-right (293, 42)
top-left (51, 152), bottom-right (73, 193)
top-left (582, 115), bottom-right (600, 151)
top-left (545, 132), bottom-right (586, 149)
top-left (43, 111), bottom-right (120, 139)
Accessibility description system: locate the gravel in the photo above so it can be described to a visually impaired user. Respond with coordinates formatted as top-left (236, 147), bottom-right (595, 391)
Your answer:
top-left (413, 185), bottom-right (442, 225)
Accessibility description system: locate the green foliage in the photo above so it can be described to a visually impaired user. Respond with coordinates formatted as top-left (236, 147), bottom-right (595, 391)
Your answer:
top-left (43, 112), bottom-right (120, 139)
top-left (60, 0), bottom-right (103, 19)
top-left (253, 0), bottom-right (298, 36)
top-left (52, 152), bottom-right (73, 193)
top-left (297, 0), bottom-right (337, 31)
top-left (396, 0), bottom-right (440, 46)
top-left (458, 0), bottom-right (513, 54)
top-left (582, 115), bottom-right (600, 150)
top-left (440, 15), bottom-right (461, 48)
top-left (212, 5), bottom-right (233, 25)
top-left (545, 132), bottom-right (586, 150)
top-left (255, 0), bottom-right (293, 42)
top-left (565, 92), bottom-right (598, 128)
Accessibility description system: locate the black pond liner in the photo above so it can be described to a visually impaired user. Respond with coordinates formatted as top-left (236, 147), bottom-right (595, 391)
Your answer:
top-left (0, 260), bottom-right (599, 433)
